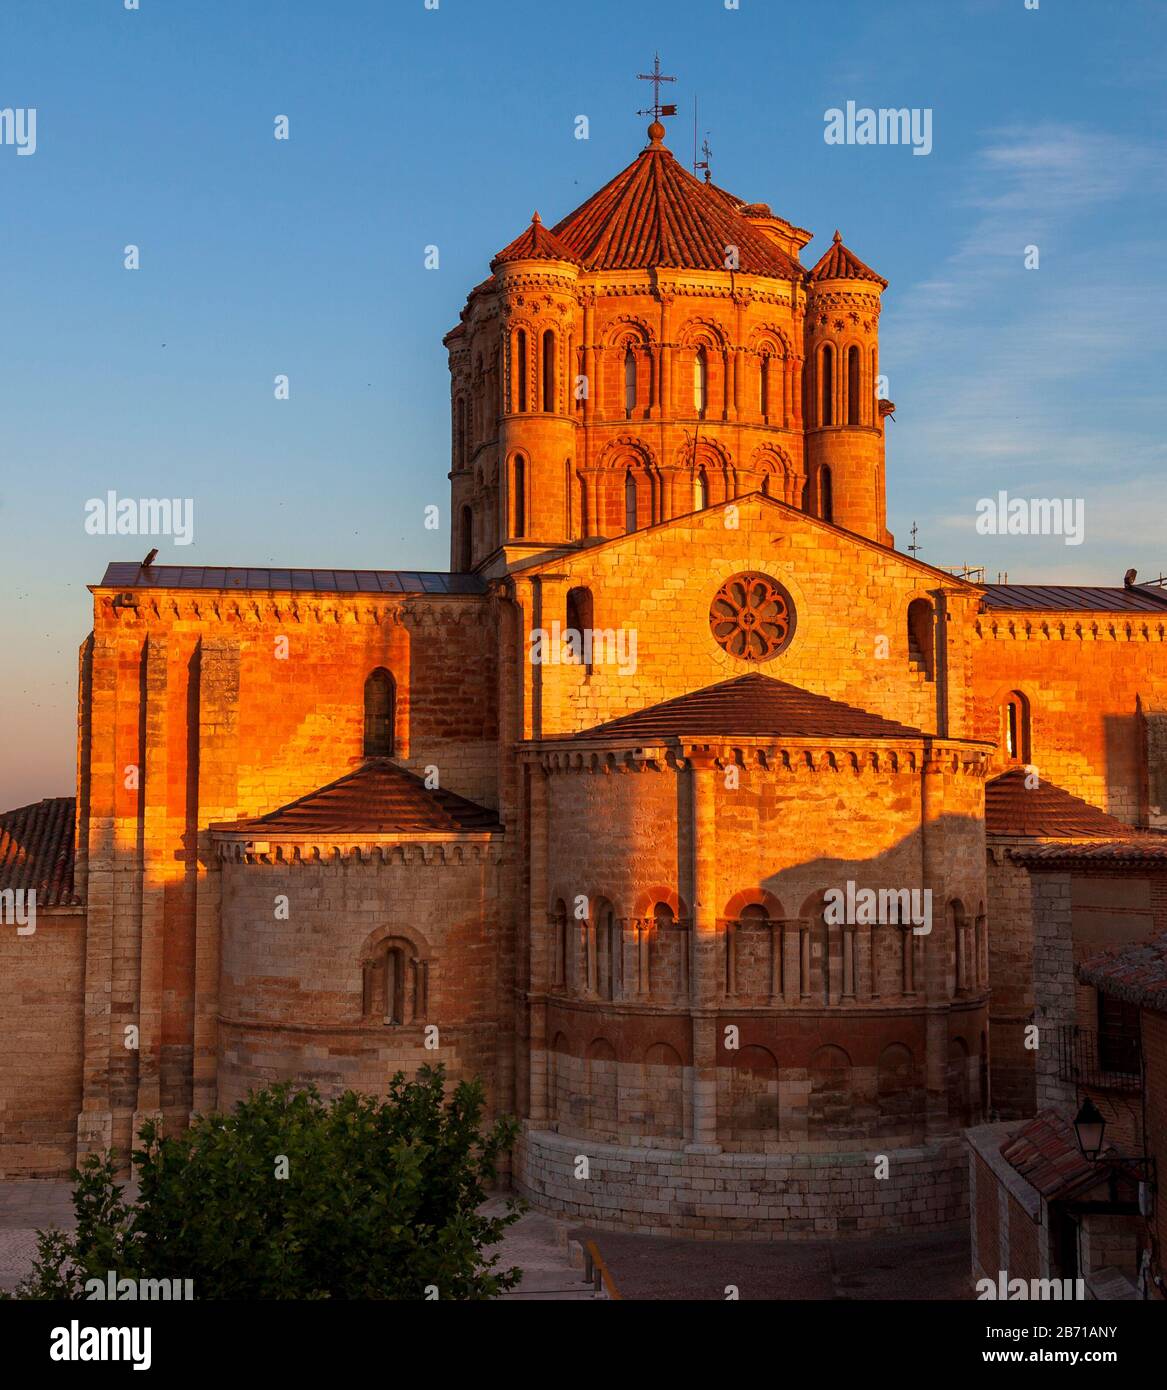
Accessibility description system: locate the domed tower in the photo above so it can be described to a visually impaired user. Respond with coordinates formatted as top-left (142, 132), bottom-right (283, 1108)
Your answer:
top-left (444, 118), bottom-right (817, 573)
top-left (804, 231), bottom-right (892, 545)
top-left (446, 212), bottom-right (581, 573)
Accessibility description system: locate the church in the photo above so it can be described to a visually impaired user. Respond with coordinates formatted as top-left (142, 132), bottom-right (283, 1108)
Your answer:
top-left (4, 109), bottom-right (1167, 1242)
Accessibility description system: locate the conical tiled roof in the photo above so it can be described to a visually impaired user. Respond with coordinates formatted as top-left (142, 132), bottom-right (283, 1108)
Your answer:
top-left (985, 769), bottom-right (1134, 839)
top-left (808, 229), bottom-right (887, 288)
top-left (491, 211), bottom-right (580, 270)
top-left (211, 762), bottom-right (502, 837)
top-left (548, 124), bottom-right (800, 278)
top-left (569, 673), bottom-right (925, 742)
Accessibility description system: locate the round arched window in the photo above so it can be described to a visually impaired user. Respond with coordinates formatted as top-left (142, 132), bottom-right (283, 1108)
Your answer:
top-left (709, 572), bottom-right (796, 662)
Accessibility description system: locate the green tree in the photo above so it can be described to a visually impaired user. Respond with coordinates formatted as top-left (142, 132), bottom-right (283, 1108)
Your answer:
top-left (8, 1067), bottom-right (522, 1300)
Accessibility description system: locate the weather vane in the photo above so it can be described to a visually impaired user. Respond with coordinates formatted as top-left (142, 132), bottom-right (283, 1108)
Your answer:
top-left (695, 133), bottom-right (713, 182)
top-left (637, 52), bottom-right (677, 121)
top-left (908, 521), bottom-right (921, 556)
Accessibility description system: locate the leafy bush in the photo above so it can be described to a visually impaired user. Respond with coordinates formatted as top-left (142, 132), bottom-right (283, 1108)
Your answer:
top-left (7, 1067), bottom-right (522, 1300)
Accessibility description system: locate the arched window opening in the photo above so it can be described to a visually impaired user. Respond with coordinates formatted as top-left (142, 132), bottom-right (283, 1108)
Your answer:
top-left (542, 329), bottom-right (556, 412)
top-left (516, 330), bottom-right (528, 412)
top-left (694, 467), bottom-right (709, 512)
top-left (820, 344), bottom-right (834, 426)
top-left (459, 505), bottom-right (473, 572)
top-left (624, 469), bottom-right (638, 533)
top-left (761, 471), bottom-right (771, 498)
top-left (565, 586), bottom-right (594, 672)
top-left (759, 354), bottom-right (770, 418)
top-left (949, 900), bottom-right (969, 996)
top-left (820, 465), bottom-right (833, 523)
top-left (624, 347), bottom-right (637, 418)
top-left (907, 598), bottom-right (934, 680)
top-left (455, 397), bottom-right (466, 468)
top-left (694, 347), bottom-right (708, 418)
top-left (362, 937), bottom-right (427, 1026)
top-left (363, 668), bottom-right (395, 758)
top-left (800, 477), bottom-right (810, 511)
top-left (512, 455), bottom-right (526, 538)
top-left (847, 345), bottom-right (860, 425)
top-left (1002, 691), bottom-right (1030, 764)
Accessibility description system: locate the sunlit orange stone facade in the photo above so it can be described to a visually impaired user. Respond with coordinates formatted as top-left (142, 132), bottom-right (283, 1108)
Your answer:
top-left (4, 119), bottom-right (1167, 1242)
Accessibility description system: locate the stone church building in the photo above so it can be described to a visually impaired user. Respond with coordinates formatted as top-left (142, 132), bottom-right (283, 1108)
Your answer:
top-left (4, 117), bottom-right (1167, 1240)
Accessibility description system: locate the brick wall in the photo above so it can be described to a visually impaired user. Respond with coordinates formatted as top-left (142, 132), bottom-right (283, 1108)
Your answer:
top-left (0, 908), bottom-right (86, 1175)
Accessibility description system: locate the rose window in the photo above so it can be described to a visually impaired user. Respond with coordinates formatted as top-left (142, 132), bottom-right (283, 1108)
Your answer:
top-left (709, 572), bottom-right (796, 661)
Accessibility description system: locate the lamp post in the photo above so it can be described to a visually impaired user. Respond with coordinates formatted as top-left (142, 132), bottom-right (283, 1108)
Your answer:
top-left (1073, 1097), bottom-right (1107, 1161)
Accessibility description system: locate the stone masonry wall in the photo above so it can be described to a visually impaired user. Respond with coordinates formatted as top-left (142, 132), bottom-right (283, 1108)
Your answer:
top-left (516, 1124), bottom-right (967, 1240)
top-left (0, 908), bottom-right (86, 1176)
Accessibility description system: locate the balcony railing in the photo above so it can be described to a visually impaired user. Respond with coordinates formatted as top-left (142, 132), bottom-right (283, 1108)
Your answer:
top-left (1056, 1025), bottom-right (1142, 1093)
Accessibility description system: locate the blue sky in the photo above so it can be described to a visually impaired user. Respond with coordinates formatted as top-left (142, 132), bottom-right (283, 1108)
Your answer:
top-left (1, 0), bottom-right (1164, 805)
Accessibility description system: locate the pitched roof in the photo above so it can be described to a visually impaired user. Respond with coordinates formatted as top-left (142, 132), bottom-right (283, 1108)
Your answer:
top-left (549, 124), bottom-right (801, 278)
top-left (807, 230), bottom-right (887, 288)
top-left (981, 584), bottom-right (1167, 613)
top-left (999, 1109), bottom-right (1105, 1200)
top-left (1011, 841), bottom-right (1167, 868)
top-left (1079, 933), bottom-right (1167, 1012)
top-left (211, 761), bottom-right (502, 837)
top-left (0, 797), bottom-right (80, 906)
top-left (570, 673), bottom-right (926, 743)
top-left (491, 211), bottom-right (580, 270)
top-left (97, 563), bottom-right (485, 596)
top-left (986, 769), bottom-right (1134, 839)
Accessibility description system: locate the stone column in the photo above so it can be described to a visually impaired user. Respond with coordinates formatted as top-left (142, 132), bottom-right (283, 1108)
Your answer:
top-left (921, 745), bottom-right (951, 1139)
top-left (191, 636), bottom-right (239, 1122)
top-left (582, 297), bottom-right (595, 424)
top-left (686, 753), bottom-right (720, 1150)
top-left (133, 635), bottom-right (169, 1139)
top-left (77, 632), bottom-right (119, 1160)
top-left (527, 761), bottom-right (550, 1125)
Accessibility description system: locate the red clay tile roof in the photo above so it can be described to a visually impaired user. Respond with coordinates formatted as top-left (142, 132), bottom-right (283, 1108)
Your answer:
top-left (703, 178), bottom-right (747, 211)
top-left (981, 584), bottom-right (1167, 613)
top-left (211, 762), bottom-right (501, 837)
top-left (1011, 841), bottom-right (1167, 867)
top-left (0, 797), bottom-right (80, 906)
top-left (570, 673), bottom-right (926, 743)
top-left (549, 127), bottom-right (801, 278)
top-left (1000, 1109), bottom-right (1105, 1200)
top-left (491, 211), bottom-right (580, 270)
top-left (986, 769), bottom-right (1134, 839)
top-left (807, 230), bottom-right (887, 288)
top-left (1079, 933), bottom-right (1167, 1012)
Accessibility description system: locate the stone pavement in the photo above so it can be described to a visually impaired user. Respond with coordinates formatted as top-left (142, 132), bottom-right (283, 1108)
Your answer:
top-left (0, 1182), bottom-right (601, 1300)
top-left (0, 1180), bottom-right (77, 1294)
top-left (570, 1224), bottom-right (973, 1300)
top-left (0, 1179), bottom-right (968, 1300)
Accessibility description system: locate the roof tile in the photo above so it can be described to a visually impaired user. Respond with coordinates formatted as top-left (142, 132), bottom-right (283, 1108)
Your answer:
top-left (1079, 933), bottom-right (1167, 1012)
top-left (986, 769), bottom-right (1134, 839)
top-left (549, 129), bottom-right (801, 279)
top-left (981, 584), bottom-right (1167, 613)
top-left (807, 230), bottom-right (887, 288)
top-left (0, 797), bottom-right (80, 906)
top-left (491, 211), bottom-right (580, 269)
top-left (999, 1109), bottom-right (1104, 1200)
top-left (212, 761), bottom-right (502, 837)
top-left (568, 673), bottom-right (926, 743)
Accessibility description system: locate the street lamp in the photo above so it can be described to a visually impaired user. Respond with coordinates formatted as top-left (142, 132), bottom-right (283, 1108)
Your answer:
top-left (1073, 1097), bottom-right (1107, 1160)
